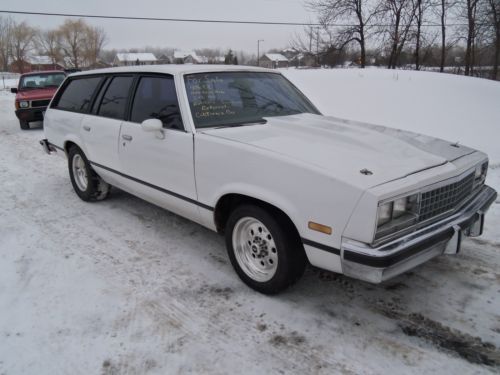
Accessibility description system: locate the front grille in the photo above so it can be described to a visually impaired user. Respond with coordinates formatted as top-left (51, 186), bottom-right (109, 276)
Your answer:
top-left (419, 172), bottom-right (475, 222)
top-left (31, 99), bottom-right (50, 107)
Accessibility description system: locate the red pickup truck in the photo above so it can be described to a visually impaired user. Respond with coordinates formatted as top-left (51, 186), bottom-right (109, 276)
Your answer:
top-left (11, 70), bottom-right (67, 130)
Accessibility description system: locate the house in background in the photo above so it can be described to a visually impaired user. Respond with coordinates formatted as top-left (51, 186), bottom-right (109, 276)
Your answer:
top-left (86, 60), bottom-right (113, 70)
top-left (210, 56), bottom-right (226, 64)
top-left (113, 53), bottom-right (158, 66)
top-left (173, 51), bottom-right (208, 64)
top-left (10, 55), bottom-right (64, 73)
top-left (290, 52), bottom-right (316, 68)
top-left (157, 54), bottom-right (172, 64)
top-left (259, 54), bottom-right (289, 69)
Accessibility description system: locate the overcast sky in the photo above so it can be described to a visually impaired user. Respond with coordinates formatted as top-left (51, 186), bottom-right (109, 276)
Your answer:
top-left (3, 0), bottom-right (315, 54)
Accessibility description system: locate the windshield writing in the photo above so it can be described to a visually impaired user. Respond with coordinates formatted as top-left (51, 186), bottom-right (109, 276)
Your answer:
top-left (184, 72), bottom-right (319, 128)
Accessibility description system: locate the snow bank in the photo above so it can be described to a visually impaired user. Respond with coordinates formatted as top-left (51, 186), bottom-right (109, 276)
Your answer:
top-left (283, 68), bottom-right (500, 163)
top-left (0, 78), bottom-right (19, 90)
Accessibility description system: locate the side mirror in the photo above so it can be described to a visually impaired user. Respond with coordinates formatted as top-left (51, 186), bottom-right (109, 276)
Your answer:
top-left (10, 87), bottom-right (17, 94)
top-left (141, 119), bottom-right (164, 139)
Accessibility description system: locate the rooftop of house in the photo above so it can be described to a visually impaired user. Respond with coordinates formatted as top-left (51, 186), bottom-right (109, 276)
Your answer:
top-left (263, 53), bottom-right (289, 62)
top-left (115, 53), bottom-right (158, 62)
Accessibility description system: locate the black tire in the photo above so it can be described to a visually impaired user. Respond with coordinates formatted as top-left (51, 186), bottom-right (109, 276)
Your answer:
top-left (19, 120), bottom-right (29, 130)
top-left (68, 145), bottom-right (110, 202)
top-left (225, 205), bottom-right (306, 294)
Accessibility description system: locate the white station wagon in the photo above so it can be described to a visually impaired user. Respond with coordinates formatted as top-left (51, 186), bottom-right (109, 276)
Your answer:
top-left (41, 65), bottom-right (497, 294)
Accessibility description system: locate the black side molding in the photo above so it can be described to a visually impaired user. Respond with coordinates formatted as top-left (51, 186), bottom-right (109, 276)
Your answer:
top-left (89, 161), bottom-right (214, 212)
top-left (302, 238), bottom-right (341, 255)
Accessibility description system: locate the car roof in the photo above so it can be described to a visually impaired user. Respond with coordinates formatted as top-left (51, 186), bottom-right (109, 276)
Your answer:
top-left (20, 70), bottom-right (66, 77)
top-left (69, 64), bottom-right (279, 78)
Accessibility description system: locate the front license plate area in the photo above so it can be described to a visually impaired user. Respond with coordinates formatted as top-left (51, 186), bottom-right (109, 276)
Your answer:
top-left (444, 226), bottom-right (462, 255)
top-left (465, 214), bottom-right (484, 237)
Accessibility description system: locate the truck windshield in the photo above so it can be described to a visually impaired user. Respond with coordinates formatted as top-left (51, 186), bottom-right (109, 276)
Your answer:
top-left (19, 72), bottom-right (66, 90)
top-left (184, 72), bottom-right (320, 128)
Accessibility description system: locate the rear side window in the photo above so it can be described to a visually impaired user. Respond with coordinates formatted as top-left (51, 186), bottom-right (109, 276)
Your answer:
top-left (54, 77), bottom-right (102, 113)
top-left (97, 76), bottom-right (134, 120)
top-left (130, 76), bottom-right (183, 130)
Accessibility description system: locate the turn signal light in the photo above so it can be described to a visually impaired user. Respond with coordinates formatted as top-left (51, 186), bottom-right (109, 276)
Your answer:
top-left (308, 221), bottom-right (332, 235)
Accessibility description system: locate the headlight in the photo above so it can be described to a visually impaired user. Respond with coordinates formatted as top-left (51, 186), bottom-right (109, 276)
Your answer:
top-left (19, 101), bottom-right (29, 108)
top-left (474, 161), bottom-right (488, 187)
top-left (377, 202), bottom-right (392, 226)
top-left (376, 194), bottom-right (419, 239)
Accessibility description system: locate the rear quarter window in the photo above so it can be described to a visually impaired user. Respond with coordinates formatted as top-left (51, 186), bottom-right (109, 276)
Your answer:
top-left (53, 77), bottom-right (102, 113)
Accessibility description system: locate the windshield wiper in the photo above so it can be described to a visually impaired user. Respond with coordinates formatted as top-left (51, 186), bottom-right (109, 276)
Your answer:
top-left (212, 119), bottom-right (267, 129)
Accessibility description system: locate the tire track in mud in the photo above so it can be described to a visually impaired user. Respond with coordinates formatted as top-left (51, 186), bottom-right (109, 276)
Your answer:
top-left (312, 262), bottom-right (500, 369)
top-left (375, 300), bottom-right (500, 367)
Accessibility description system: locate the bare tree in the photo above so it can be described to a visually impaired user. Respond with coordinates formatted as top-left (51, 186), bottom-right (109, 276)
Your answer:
top-left (306, 0), bottom-right (380, 68)
top-left (439, 0), bottom-right (448, 71)
top-left (380, 0), bottom-right (418, 69)
top-left (463, 0), bottom-right (481, 75)
top-left (58, 19), bottom-right (89, 69)
top-left (37, 29), bottom-right (61, 65)
top-left (84, 26), bottom-right (107, 67)
top-left (0, 16), bottom-right (14, 71)
top-left (11, 21), bottom-right (37, 73)
top-left (413, 0), bottom-right (433, 69)
top-left (487, 0), bottom-right (500, 79)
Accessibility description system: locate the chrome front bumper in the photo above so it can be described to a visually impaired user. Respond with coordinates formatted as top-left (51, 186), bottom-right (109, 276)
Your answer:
top-left (341, 185), bottom-right (497, 283)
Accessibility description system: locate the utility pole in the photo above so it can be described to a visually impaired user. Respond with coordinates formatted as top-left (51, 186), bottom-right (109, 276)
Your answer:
top-left (257, 39), bottom-right (264, 67)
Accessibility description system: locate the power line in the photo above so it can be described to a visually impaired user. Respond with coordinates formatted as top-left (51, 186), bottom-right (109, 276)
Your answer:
top-left (0, 10), bottom-right (324, 26)
top-left (0, 9), bottom-right (471, 28)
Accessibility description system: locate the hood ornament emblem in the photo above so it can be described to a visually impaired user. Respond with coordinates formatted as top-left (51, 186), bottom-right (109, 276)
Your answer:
top-left (360, 168), bottom-right (373, 176)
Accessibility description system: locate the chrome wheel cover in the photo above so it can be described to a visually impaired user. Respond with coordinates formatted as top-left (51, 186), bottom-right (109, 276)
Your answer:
top-left (72, 154), bottom-right (88, 191)
top-left (232, 217), bottom-right (278, 282)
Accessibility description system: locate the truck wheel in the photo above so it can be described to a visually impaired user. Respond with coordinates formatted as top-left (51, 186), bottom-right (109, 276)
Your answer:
top-left (19, 120), bottom-right (29, 130)
top-left (225, 205), bottom-right (306, 294)
top-left (68, 145), bottom-right (110, 202)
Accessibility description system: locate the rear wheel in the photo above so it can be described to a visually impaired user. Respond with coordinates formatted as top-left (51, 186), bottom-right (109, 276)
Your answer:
top-left (19, 120), bottom-right (29, 130)
top-left (68, 145), bottom-right (110, 201)
top-left (225, 205), bottom-right (306, 294)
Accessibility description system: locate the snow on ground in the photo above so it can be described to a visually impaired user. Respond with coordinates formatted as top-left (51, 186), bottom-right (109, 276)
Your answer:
top-left (0, 74), bottom-right (19, 90)
top-left (1, 70), bottom-right (500, 375)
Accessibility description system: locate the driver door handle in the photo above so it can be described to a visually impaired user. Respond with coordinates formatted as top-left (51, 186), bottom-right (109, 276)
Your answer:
top-left (122, 134), bottom-right (133, 141)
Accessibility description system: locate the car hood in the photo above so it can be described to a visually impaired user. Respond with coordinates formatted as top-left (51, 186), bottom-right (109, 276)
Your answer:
top-left (16, 87), bottom-right (58, 101)
top-left (200, 113), bottom-right (477, 189)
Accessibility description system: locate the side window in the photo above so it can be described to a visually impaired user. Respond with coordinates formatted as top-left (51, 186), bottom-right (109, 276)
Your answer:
top-left (53, 77), bottom-right (102, 113)
top-left (131, 76), bottom-right (183, 130)
top-left (97, 76), bottom-right (134, 120)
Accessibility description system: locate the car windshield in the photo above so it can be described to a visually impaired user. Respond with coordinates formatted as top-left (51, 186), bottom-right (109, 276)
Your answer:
top-left (184, 72), bottom-right (320, 128)
top-left (19, 72), bottom-right (66, 90)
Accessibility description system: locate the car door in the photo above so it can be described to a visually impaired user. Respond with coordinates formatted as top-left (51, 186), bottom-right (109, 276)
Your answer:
top-left (47, 76), bottom-right (103, 151)
top-left (80, 75), bottom-right (135, 173)
top-left (118, 74), bottom-right (199, 220)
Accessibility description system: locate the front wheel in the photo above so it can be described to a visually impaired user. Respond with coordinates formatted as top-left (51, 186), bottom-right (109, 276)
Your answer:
top-left (68, 146), bottom-right (110, 202)
top-left (225, 205), bottom-right (306, 294)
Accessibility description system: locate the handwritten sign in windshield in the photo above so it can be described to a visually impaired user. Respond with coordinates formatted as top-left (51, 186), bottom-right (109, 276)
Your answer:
top-left (184, 72), bottom-right (318, 128)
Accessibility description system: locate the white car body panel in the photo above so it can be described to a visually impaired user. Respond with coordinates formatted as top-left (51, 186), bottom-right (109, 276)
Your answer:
top-left (117, 122), bottom-right (200, 221)
top-left (80, 115), bottom-right (122, 171)
top-left (41, 65), bottom-right (496, 284)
